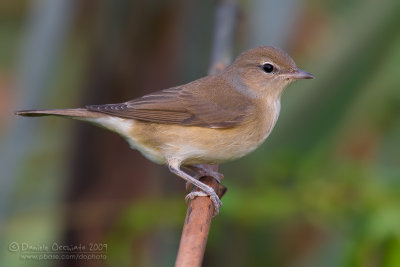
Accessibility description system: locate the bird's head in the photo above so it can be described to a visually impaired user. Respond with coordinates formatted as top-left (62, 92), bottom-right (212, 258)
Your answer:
top-left (227, 46), bottom-right (313, 99)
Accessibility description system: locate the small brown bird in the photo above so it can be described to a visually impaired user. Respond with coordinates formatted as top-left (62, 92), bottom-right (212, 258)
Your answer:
top-left (16, 46), bottom-right (313, 215)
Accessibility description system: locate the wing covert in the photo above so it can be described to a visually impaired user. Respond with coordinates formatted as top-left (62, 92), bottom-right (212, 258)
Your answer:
top-left (86, 77), bottom-right (254, 128)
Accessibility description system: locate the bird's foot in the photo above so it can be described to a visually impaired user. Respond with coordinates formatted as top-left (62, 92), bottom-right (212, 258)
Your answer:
top-left (185, 189), bottom-right (222, 217)
top-left (184, 166), bottom-right (223, 192)
top-left (190, 165), bottom-right (224, 183)
top-left (168, 160), bottom-right (223, 216)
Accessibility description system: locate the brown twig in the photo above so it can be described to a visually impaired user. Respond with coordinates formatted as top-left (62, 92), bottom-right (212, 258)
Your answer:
top-left (175, 0), bottom-right (238, 266)
top-left (175, 177), bottom-right (227, 267)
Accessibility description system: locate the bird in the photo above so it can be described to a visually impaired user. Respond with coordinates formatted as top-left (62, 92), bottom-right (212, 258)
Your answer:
top-left (15, 46), bottom-right (313, 215)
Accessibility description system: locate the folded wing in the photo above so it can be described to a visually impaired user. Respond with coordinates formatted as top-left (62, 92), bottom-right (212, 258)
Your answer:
top-left (86, 77), bottom-right (254, 128)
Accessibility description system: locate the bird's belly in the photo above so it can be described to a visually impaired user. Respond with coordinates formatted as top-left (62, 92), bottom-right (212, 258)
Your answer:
top-left (126, 114), bottom-right (277, 165)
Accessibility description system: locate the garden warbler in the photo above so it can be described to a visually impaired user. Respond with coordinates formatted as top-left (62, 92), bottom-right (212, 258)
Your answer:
top-left (16, 46), bottom-right (313, 215)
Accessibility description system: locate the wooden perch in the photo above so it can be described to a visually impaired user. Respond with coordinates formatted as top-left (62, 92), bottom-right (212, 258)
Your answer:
top-left (175, 176), bottom-right (227, 267)
top-left (175, 0), bottom-right (238, 266)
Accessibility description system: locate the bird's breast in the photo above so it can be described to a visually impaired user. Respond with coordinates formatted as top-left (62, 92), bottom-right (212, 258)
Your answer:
top-left (114, 98), bottom-right (281, 165)
top-left (229, 98), bottom-right (281, 158)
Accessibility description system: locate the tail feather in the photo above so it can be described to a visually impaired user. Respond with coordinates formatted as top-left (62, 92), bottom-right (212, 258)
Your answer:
top-left (15, 108), bottom-right (102, 119)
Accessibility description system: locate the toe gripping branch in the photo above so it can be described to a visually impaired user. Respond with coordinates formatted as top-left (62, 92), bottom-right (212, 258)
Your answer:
top-left (192, 175), bottom-right (227, 202)
top-left (186, 165), bottom-right (228, 217)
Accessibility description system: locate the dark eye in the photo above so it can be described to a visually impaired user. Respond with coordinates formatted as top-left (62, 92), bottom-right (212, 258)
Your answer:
top-left (262, 63), bottom-right (274, 73)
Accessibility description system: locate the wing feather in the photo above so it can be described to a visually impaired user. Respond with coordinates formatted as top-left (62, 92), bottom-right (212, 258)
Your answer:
top-left (86, 76), bottom-right (254, 128)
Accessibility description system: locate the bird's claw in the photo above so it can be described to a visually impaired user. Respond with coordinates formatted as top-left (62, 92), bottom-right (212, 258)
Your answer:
top-left (185, 190), bottom-right (222, 217)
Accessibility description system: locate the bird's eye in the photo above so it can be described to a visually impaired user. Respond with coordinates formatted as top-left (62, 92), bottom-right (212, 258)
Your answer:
top-left (262, 63), bottom-right (274, 73)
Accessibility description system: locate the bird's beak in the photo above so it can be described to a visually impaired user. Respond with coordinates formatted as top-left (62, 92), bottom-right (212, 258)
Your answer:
top-left (284, 68), bottom-right (314, 79)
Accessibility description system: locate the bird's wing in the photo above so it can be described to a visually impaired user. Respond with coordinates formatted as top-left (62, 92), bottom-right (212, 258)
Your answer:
top-left (86, 77), bottom-right (254, 128)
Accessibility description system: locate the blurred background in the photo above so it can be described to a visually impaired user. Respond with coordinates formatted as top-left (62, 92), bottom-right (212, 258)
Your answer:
top-left (1, 0), bottom-right (400, 266)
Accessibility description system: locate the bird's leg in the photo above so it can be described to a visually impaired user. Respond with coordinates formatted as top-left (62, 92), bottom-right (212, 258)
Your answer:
top-left (183, 165), bottom-right (224, 192)
top-left (188, 165), bottom-right (224, 183)
top-left (168, 159), bottom-right (222, 216)
top-left (181, 167), bottom-right (203, 192)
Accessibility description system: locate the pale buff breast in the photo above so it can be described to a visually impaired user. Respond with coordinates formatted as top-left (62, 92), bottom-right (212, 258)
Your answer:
top-left (89, 98), bottom-right (280, 166)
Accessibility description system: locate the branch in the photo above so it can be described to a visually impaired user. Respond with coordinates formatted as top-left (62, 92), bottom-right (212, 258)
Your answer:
top-left (175, 177), bottom-right (227, 267)
top-left (209, 0), bottom-right (238, 75)
top-left (175, 0), bottom-right (238, 266)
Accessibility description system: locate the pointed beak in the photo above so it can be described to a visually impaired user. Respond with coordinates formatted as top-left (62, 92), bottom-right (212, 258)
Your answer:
top-left (284, 68), bottom-right (314, 79)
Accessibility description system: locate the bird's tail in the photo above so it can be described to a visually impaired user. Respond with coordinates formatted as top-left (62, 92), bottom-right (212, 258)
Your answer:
top-left (15, 108), bottom-right (102, 119)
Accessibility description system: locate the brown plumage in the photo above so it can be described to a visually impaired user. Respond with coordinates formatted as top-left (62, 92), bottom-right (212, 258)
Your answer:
top-left (86, 76), bottom-right (254, 128)
top-left (16, 46), bottom-right (313, 215)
